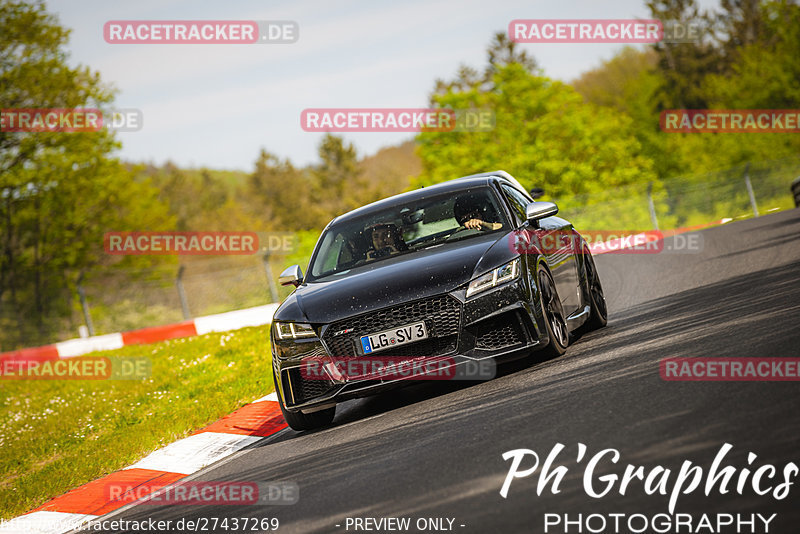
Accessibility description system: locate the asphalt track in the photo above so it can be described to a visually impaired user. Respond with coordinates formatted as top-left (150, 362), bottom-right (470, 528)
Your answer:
top-left (89, 209), bottom-right (800, 534)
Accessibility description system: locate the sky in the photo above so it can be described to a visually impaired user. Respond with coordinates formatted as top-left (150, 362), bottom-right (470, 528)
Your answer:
top-left (49, 0), bottom-right (720, 171)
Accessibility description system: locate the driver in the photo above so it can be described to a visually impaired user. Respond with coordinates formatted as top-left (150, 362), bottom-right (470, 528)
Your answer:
top-left (453, 195), bottom-right (503, 231)
top-left (366, 222), bottom-right (408, 260)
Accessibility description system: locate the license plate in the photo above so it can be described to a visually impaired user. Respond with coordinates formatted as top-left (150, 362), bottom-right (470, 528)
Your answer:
top-left (360, 321), bottom-right (428, 354)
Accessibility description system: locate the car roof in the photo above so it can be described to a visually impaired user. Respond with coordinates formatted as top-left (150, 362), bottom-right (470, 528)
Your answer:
top-left (453, 170), bottom-right (529, 195)
top-left (330, 170), bottom-right (528, 225)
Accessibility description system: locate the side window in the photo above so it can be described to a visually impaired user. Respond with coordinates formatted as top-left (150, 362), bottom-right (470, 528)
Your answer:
top-left (500, 184), bottom-right (529, 226)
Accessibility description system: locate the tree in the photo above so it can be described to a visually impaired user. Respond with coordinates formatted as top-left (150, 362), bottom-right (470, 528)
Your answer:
top-left (415, 36), bottom-right (657, 203)
top-left (431, 31), bottom-right (538, 97)
top-left (0, 1), bottom-right (172, 348)
top-left (311, 134), bottom-right (366, 220)
top-left (711, 0), bottom-right (766, 65)
top-left (484, 31), bottom-right (539, 81)
top-left (647, 0), bottom-right (722, 109)
top-left (652, 0), bottom-right (800, 175)
top-left (572, 47), bottom-right (683, 180)
top-left (572, 0), bottom-right (800, 181)
top-left (247, 149), bottom-right (317, 230)
top-left (572, 47), bottom-right (658, 115)
top-left (704, 0), bottom-right (800, 109)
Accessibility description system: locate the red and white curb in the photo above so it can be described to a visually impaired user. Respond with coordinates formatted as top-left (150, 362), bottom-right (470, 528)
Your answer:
top-left (0, 303), bottom-right (280, 365)
top-left (0, 394), bottom-right (285, 534)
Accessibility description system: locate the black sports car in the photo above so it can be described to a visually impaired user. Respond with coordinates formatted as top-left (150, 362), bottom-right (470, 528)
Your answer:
top-left (271, 171), bottom-right (607, 430)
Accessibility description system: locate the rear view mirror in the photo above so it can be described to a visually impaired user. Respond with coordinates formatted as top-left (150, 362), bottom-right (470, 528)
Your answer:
top-left (525, 201), bottom-right (558, 221)
top-left (279, 265), bottom-right (303, 287)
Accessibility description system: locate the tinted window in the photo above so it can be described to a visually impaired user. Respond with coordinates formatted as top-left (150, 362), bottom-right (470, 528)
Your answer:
top-left (308, 187), bottom-right (508, 280)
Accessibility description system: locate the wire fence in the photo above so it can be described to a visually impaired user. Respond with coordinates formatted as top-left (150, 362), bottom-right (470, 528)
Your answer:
top-left (554, 156), bottom-right (800, 231)
top-left (75, 254), bottom-right (289, 337)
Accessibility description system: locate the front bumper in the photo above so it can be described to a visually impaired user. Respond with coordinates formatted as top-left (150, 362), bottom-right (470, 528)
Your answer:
top-left (271, 278), bottom-right (546, 413)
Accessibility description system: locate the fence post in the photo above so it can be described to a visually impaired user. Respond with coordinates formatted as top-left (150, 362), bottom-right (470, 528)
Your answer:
top-left (176, 265), bottom-right (191, 320)
top-left (77, 272), bottom-right (95, 337)
top-left (744, 163), bottom-right (759, 217)
top-left (263, 252), bottom-right (280, 303)
top-left (647, 182), bottom-right (660, 230)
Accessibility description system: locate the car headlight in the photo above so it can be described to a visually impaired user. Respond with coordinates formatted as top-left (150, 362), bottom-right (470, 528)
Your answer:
top-left (466, 258), bottom-right (521, 298)
top-left (274, 322), bottom-right (318, 340)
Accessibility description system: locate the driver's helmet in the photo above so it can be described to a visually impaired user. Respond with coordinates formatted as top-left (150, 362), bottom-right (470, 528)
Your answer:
top-left (453, 193), bottom-right (492, 226)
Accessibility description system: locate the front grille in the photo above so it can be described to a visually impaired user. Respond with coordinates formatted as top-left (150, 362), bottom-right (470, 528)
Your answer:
top-left (371, 336), bottom-right (457, 358)
top-left (474, 315), bottom-right (524, 350)
top-left (321, 295), bottom-right (462, 359)
top-left (283, 367), bottom-right (334, 405)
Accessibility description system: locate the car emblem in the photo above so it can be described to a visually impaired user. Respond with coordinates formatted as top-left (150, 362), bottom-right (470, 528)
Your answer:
top-left (332, 328), bottom-right (354, 337)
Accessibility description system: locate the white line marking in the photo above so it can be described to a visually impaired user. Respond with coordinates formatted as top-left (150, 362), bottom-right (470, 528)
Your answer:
top-left (124, 432), bottom-right (261, 474)
top-left (194, 303), bottom-right (279, 335)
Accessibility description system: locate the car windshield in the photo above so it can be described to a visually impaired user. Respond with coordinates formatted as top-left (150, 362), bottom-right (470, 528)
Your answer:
top-left (308, 187), bottom-right (508, 280)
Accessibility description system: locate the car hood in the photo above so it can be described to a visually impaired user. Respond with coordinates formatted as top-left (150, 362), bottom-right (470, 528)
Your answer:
top-left (275, 231), bottom-right (516, 324)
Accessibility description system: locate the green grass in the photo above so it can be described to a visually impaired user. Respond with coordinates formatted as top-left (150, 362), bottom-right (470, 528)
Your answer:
top-left (0, 325), bottom-right (275, 520)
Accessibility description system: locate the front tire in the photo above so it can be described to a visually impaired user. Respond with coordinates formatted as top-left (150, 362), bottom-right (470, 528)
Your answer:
top-left (273, 367), bottom-right (336, 431)
top-left (537, 264), bottom-right (568, 358)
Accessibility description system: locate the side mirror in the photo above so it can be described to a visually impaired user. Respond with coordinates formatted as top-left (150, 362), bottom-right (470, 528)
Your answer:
top-left (530, 187), bottom-right (545, 199)
top-left (525, 201), bottom-right (558, 221)
top-left (279, 265), bottom-right (303, 287)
